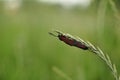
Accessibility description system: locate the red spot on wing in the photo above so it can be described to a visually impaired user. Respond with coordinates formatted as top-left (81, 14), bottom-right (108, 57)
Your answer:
top-left (65, 39), bottom-right (74, 46)
top-left (58, 35), bottom-right (88, 50)
top-left (59, 35), bottom-right (66, 41)
top-left (59, 35), bottom-right (74, 46)
top-left (76, 42), bottom-right (88, 50)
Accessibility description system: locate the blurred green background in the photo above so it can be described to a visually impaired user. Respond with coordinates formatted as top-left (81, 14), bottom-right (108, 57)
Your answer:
top-left (0, 0), bottom-right (120, 80)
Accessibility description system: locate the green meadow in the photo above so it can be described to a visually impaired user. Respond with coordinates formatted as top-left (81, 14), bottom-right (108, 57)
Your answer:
top-left (0, 1), bottom-right (120, 80)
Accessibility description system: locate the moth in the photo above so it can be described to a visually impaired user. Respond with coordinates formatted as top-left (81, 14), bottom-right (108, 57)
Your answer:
top-left (49, 30), bottom-right (88, 50)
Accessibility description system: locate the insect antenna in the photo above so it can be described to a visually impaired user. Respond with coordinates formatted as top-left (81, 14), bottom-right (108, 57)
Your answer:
top-left (49, 32), bottom-right (58, 37)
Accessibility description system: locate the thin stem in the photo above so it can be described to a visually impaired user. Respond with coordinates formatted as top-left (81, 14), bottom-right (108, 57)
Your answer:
top-left (87, 42), bottom-right (119, 80)
top-left (109, 0), bottom-right (120, 21)
top-left (52, 66), bottom-right (72, 80)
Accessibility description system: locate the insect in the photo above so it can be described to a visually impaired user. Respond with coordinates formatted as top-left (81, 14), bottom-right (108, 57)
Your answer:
top-left (49, 30), bottom-right (88, 50)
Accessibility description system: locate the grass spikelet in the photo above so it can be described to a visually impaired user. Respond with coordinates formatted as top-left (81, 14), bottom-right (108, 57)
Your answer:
top-left (86, 39), bottom-right (119, 80)
top-left (87, 41), bottom-right (97, 53)
top-left (49, 30), bottom-right (119, 80)
top-left (86, 40), bottom-right (119, 80)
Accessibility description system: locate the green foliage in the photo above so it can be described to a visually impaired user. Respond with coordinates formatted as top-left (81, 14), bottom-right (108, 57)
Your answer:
top-left (0, 0), bottom-right (120, 80)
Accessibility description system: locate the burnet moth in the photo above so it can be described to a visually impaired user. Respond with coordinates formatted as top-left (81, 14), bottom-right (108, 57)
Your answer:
top-left (49, 30), bottom-right (88, 50)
